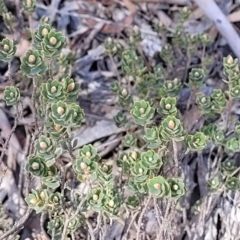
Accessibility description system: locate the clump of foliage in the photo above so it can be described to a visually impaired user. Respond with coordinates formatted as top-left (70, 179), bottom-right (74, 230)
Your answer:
top-left (0, 2), bottom-right (240, 240)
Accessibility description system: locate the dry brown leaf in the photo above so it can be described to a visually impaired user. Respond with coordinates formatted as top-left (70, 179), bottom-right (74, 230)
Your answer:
top-left (15, 39), bottom-right (31, 57)
top-left (122, 0), bottom-right (137, 13)
top-left (82, 13), bottom-right (135, 34)
top-left (157, 10), bottom-right (172, 27)
top-left (228, 10), bottom-right (240, 22)
top-left (131, 0), bottom-right (190, 4)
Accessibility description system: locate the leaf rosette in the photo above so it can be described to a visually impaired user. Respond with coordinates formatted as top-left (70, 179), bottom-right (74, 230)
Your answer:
top-left (42, 29), bottom-right (66, 57)
top-left (62, 77), bottom-right (80, 102)
top-left (157, 97), bottom-right (177, 116)
top-left (42, 79), bottom-right (64, 103)
top-left (26, 155), bottom-right (48, 177)
top-left (160, 116), bottom-right (185, 141)
top-left (168, 178), bottom-right (186, 200)
top-left (141, 150), bottom-right (162, 170)
top-left (147, 176), bottom-right (171, 198)
top-left (130, 100), bottom-right (155, 126)
top-left (186, 132), bottom-right (207, 151)
top-left (3, 86), bottom-right (20, 106)
top-left (20, 49), bottom-right (47, 76)
top-left (225, 177), bottom-right (239, 190)
top-left (0, 38), bottom-right (16, 62)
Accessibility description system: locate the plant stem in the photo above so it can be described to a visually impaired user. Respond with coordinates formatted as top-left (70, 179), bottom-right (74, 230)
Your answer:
top-left (136, 195), bottom-right (151, 240)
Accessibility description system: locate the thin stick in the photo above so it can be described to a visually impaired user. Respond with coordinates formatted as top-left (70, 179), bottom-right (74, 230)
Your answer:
top-left (0, 208), bottom-right (32, 240)
top-left (194, 0), bottom-right (240, 60)
top-left (136, 195), bottom-right (152, 240)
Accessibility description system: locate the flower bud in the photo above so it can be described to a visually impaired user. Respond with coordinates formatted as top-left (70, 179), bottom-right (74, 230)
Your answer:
top-left (41, 28), bottom-right (49, 37)
top-left (9, 92), bottom-right (14, 97)
top-left (40, 191), bottom-right (45, 200)
top-left (172, 184), bottom-right (179, 191)
top-left (108, 200), bottom-right (114, 207)
top-left (93, 194), bottom-right (99, 201)
top-left (49, 37), bottom-right (57, 46)
top-left (30, 198), bottom-right (38, 204)
top-left (85, 151), bottom-right (91, 158)
top-left (102, 165), bottom-right (108, 172)
top-left (51, 86), bottom-right (57, 93)
top-left (168, 120), bottom-right (175, 129)
top-left (131, 151), bottom-right (137, 160)
top-left (32, 162), bottom-right (39, 170)
top-left (53, 196), bottom-right (59, 203)
top-left (121, 89), bottom-right (128, 97)
top-left (57, 106), bottom-right (65, 115)
top-left (165, 104), bottom-right (171, 110)
top-left (80, 162), bottom-right (87, 170)
top-left (28, 54), bottom-right (36, 63)
top-left (139, 108), bottom-right (145, 114)
top-left (3, 44), bottom-right (9, 52)
top-left (54, 124), bottom-right (61, 131)
top-left (154, 183), bottom-right (161, 190)
top-left (67, 82), bottom-right (75, 92)
top-left (40, 141), bottom-right (48, 149)
top-left (227, 56), bottom-right (233, 65)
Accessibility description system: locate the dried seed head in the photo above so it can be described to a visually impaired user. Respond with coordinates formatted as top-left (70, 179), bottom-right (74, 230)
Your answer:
top-left (172, 184), bottom-right (179, 191)
top-left (51, 86), bottom-right (57, 93)
top-left (80, 162), bottom-right (87, 170)
top-left (32, 162), bottom-right (39, 170)
top-left (227, 56), bottom-right (234, 65)
top-left (108, 200), bottom-right (115, 207)
top-left (154, 183), bottom-right (161, 190)
top-left (49, 37), bottom-right (57, 45)
top-left (3, 44), bottom-right (9, 52)
top-left (168, 120), bottom-right (175, 129)
top-left (139, 108), bottom-right (145, 114)
top-left (165, 103), bottom-right (171, 110)
top-left (40, 141), bottom-right (48, 149)
top-left (41, 28), bottom-right (49, 37)
top-left (121, 89), bottom-right (128, 97)
top-left (85, 151), bottom-right (91, 158)
top-left (93, 194), bottom-right (99, 201)
top-left (28, 54), bottom-right (36, 63)
top-left (57, 106), bottom-right (65, 115)
top-left (67, 82), bottom-right (75, 92)
top-left (54, 124), bottom-right (61, 131)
